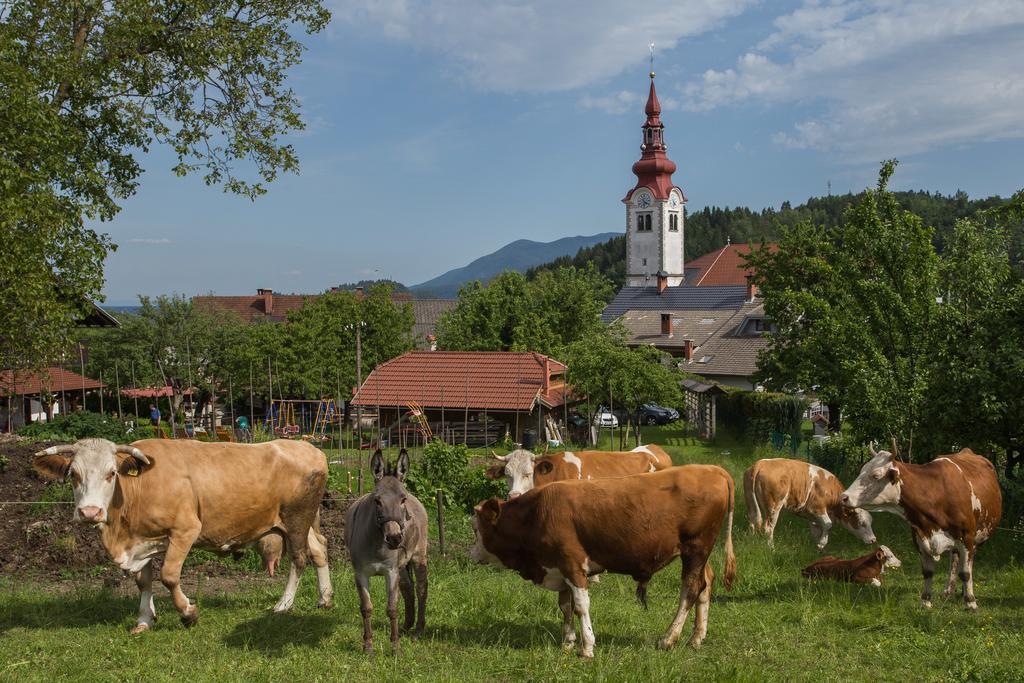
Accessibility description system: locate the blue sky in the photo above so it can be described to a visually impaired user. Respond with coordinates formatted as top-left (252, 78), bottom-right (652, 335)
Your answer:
top-left (101, 0), bottom-right (1024, 304)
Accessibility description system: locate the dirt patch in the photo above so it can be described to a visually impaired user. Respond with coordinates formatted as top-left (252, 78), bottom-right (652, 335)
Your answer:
top-left (0, 438), bottom-right (355, 581)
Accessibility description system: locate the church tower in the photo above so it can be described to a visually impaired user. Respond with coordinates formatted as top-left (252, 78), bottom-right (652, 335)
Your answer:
top-left (623, 70), bottom-right (687, 287)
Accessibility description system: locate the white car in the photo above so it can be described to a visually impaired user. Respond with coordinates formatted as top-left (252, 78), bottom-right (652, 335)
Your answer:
top-left (592, 409), bottom-right (619, 428)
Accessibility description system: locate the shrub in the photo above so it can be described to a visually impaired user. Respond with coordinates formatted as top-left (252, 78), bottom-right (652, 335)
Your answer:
top-left (18, 411), bottom-right (129, 443)
top-left (808, 434), bottom-right (869, 481)
top-left (405, 440), bottom-right (507, 511)
top-left (718, 390), bottom-right (808, 445)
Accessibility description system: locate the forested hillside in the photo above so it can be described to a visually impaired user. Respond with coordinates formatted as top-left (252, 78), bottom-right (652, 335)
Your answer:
top-left (527, 190), bottom-right (1020, 288)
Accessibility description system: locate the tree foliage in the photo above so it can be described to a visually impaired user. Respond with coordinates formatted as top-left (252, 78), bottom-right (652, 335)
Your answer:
top-left (0, 0), bottom-right (329, 371)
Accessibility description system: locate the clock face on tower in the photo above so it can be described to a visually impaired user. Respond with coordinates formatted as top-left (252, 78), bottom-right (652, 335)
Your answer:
top-left (635, 192), bottom-right (652, 208)
top-left (669, 194), bottom-right (679, 208)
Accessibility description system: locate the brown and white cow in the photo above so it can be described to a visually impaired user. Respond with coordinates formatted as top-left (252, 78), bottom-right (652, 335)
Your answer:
top-left (801, 545), bottom-right (902, 586)
top-left (743, 458), bottom-right (876, 550)
top-left (486, 444), bottom-right (672, 498)
top-left (471, 465), bottom-right (736, 658)
top-left (34, 438), bottom-right (333, 633)
top-left (840, 445), bottom-right (1002, 610)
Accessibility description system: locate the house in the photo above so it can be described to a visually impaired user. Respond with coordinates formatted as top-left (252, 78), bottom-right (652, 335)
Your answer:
top-left (351, 350), bottom-right (569, 447)
top-left (0, 367), bottom-right (106, 431)
top-left (601, 68), bottom-right (776, 390)
top-left (193, 287), bottom-right (455, 348)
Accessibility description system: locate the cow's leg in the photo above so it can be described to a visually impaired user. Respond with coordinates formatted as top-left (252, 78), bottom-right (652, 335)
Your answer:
top-left (659, 553), bottom-right (705, 650)
top-left (565, 576), bottom-right (595, 659)
top-left (386, 567), bottom-right (402, 652)
top-left (687, 562), bottom-right (714, 649)
top-left (160, 524), bottom-right (201, 627)
top-left (813, 514), bottom-right (832, 551)
top-left (130, 561), bottom-right (156, 634)
top-left (413, 556), bottom-right (428, 637)
top-left (765, 500), bottom-right (785, 548)
top-left (308, 526), bottom-right (333, 609)
top-left (943, 548), bottom-right (961, 597)
top-left (920, 552), bottom-right (936, 608)
top-left (273, 526), bottom-right (312, 612)
top-left (399, 564), bottom-right (416, 632)
top-left (355, 572), bottom-right (374, 654)
top-left (958, 541), bottom-right (978, 611)
top-left (558, 588), bottom-right (576, 651)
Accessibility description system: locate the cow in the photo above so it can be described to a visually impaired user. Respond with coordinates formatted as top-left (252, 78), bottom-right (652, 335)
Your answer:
top-left (743, 458), bottom-right (876, 550)
top-left (801, 546), bottom-right (902, 586)
top-left (33, 438), bottom-right (333, 633)
top-left (840, 445), bottom-right (1002, 610)
top-left (486, 444), bottom-right (673, 498)
top-left (471, 464), bottom-right (737, 658)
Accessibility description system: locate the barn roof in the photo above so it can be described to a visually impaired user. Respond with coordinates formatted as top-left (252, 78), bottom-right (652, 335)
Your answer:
top-left (352, 351), bottom-right (568, 411)
top-left (0, 367), bottom-right (105, 396)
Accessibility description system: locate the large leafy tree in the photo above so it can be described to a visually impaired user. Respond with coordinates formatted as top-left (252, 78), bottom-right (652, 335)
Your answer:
top-left (0, 0), bottom-right (329, 371)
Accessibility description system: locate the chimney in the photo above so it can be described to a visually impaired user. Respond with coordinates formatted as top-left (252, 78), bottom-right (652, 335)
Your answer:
top-left (355, 286), bottom-right (364, 299)
top-left (660, 313), bottom-right (672, 336)
top-left (257, 288), bottom-right (274, 315)
top-left (657, 271), bottom-right (669, 294)
top-left (427, 334), bottom-right (437, 352)
top-left (683, 339), bottom-right (694, 361)
top-left (745, 275), bottom-right (758, 302)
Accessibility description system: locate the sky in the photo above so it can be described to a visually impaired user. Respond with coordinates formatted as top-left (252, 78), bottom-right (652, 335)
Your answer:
top-left (100, 0), bottom-right (1024, 305)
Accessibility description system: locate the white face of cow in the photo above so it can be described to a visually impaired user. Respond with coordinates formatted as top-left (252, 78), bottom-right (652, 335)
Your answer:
top-left (840, 507), bottom-right (877, 544)
top-left (33, 439), bottom-right (151, 525)
top-left (878, 545), bottom-right (902, 569)
top-left (841, 450), bottom-right (902, 510)
top-left (498, 449), bottom-right (538, 499)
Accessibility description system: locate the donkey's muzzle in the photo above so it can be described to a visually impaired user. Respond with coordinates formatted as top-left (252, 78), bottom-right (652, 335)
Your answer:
top-left (383, 521), bottom-right (403, 549)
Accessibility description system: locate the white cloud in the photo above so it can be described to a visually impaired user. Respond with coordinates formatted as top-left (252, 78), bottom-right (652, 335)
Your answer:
top-left (578, 90), bottom-right (640, 115)
top-left (685, 0), bottom-right (1024, 159)
top-left (329, 0), bottom-right (754, 92)
top-left (128, 238), bottom-right (172, 245)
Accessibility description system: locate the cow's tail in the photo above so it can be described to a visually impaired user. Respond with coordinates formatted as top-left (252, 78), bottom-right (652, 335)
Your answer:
top-left (744, 465), bottom-right (763, 532)
top-left (635, 580), bottom-right (649, 610)
top-left (722, 472), bottom-right (737, 591)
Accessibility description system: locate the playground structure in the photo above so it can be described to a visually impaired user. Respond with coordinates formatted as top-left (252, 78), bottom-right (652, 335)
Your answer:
top-left (265, 398), bottom-right (338, 441)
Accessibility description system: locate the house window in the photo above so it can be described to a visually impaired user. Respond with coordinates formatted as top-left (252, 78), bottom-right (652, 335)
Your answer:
top-left (642, 258), bottom-right (647, 266)
top-left (669, 213), bottom-right (679, 232)
top-left (660, 313), bottom-right (672, 336)
top-left (636, 213), bottom-right (652, 232)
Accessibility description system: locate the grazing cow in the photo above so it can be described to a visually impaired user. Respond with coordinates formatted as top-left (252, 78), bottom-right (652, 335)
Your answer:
top-left (486, 444), bottom-right (672, 498)
top-left (471, 465), bottom-right (737, 658)
top-left (33, 438), bottom-right (333, 633)
top-left (802, 546), bottom-right (902, 586)
top-left (346, 449), bottom-right (428, 654)
top-left (743, 458), bottom-right (876, 550)
top-left (841, 445), bottom-right (1002, 610)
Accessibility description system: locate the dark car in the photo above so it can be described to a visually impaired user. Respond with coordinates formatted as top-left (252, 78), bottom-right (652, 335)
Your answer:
top-left (637, 403), bottom-right (680, 426)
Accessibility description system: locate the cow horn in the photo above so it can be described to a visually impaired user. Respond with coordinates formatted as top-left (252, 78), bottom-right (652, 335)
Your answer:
top-left (115, 445), bottom-right (151, 465)
top-left (34, 444), bottom-right (77, 458)
top-left (869, 441), bottom-right (879, 457)
top-left (491, 450), bottom-right (509, 462)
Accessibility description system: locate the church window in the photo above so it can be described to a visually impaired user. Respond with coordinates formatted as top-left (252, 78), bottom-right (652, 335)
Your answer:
top-left (636, 213), bottom-right (652, 232)
top-left (669, 213), bottom-right (679, 231)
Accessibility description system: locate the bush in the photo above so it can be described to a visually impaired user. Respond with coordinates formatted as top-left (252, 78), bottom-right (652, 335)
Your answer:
top-left (18, 411), bottom-right (129, 443)
top-left (808, 434), bottom-right (869, 481)
top-left (999, 474), bottom-right (1024, 528)
top-left (405, 440), bottom-right (507, 511)
top-left (718, 390), bottom-right (808, 445)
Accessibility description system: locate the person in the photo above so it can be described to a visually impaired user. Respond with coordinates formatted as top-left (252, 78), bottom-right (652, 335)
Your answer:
top-left (149, 403), bottom-right (161, 427)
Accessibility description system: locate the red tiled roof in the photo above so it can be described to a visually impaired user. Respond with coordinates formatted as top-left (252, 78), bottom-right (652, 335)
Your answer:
top-left (193, 293), bottom-right (312, 323)
top-left (689, 243), bottom-right (778, 286)
top-left (121, 387), bottom-right (193, 398)
top-left (0, 367), bottom-right (105, 396)
top-left (352, 351), bottom-right (568, 411)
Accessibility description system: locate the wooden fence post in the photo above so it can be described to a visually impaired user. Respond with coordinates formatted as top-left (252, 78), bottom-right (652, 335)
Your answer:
top-left (436, 489), bottom-right (446, 557)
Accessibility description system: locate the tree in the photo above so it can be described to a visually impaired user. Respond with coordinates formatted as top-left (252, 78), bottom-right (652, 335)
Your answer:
top-left (0, 1), bottom-right (329, 371)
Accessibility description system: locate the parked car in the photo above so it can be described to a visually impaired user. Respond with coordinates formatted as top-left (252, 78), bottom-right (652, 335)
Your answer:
top-left (592, 407), bottom-right (619, 428)
top-left (637, 403), bottom-right (680, 426)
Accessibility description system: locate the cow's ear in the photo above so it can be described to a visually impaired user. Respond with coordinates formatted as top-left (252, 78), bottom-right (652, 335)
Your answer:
top-left (371, 450), bottom-right (386, 482)
top-left (115, 446), bottom-right (153, 477)
top-left (484, 464), bottom-right (505, 480)
top-left (887, 467), bottom-right (901, 484)
top-left (535, 460), bottom-right (554, 476)
top-left (875, 548), bottom-right (885, 561)
top-left (478, 498), bottom-right (501, 525)
top-left (396, 448), bottom-right (410, 482)
top-left (33, 447), bottom-right (75, 481)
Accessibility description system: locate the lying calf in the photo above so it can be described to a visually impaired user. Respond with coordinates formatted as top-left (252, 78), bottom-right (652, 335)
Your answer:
top-left (801, 546), bottom-right (902, 586)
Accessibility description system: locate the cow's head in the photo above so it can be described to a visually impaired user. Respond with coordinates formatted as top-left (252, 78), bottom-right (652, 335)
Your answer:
top-left (485, 448), bottom-right (550, 499)
top-left (33, 438), bottom-right (153, 525)
top-left (370, 448), bottom-right (412, 550)
top-left (837, 505), bottom-right (877, 545)
top-left (841, 444), bottom-right (902, 510)
top-left (470, 498), bottom-right (505, 566)
top-left (877, 545), bottom-right (902, 570)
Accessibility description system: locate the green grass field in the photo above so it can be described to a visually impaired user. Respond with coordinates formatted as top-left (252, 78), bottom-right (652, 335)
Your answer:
top-left (3, 427), bottom-right (1023, 682)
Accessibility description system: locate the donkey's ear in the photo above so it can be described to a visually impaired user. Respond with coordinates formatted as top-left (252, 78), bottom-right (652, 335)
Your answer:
top-left (396, 448), bottom-right (410, 482)
top-left (371, 449), bottom-right (386, 482)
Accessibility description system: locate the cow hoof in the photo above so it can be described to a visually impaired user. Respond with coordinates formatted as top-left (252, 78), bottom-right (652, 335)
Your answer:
top-left (318, 598), bottom-right (334, 610)
top-left (561, 640), bottom-right (577, 652)
top-left (657, 637), bottom-right (676, 651)
top-left (578, 650), bottom-right (594, 660)
top-left (687, 638), bottom-right (704, 650)
top-left (965, 601), bottom-right (978, 612)
top-left (180, 608), bottom-right (199, 628)
top-left (129, 623), bottom-right (150, 635)
top-left (920, 600), bottom-right (933, 609)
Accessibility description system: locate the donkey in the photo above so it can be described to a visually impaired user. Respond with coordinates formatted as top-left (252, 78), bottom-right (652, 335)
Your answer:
top-left (346, 448), bottom-right (429, 653)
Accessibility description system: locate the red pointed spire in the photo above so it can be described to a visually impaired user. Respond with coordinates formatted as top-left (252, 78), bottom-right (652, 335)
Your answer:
top-left (624, 71), bottom-right (683, 202)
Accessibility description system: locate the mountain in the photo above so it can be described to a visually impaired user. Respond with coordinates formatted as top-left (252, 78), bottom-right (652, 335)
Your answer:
top-left (410, 233), bottom-right (619, 298)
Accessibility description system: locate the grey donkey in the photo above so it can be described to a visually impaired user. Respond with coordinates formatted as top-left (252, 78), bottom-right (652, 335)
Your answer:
top-left (346, 448), bottom-right (428, 653)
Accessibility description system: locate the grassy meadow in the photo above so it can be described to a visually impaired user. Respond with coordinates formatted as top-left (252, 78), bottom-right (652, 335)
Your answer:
top-left (2, 427), bottom-right (1023, 682)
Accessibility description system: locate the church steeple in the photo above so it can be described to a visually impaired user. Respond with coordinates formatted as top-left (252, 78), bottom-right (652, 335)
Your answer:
top-left (627, 72), bottom-right (680, 201)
